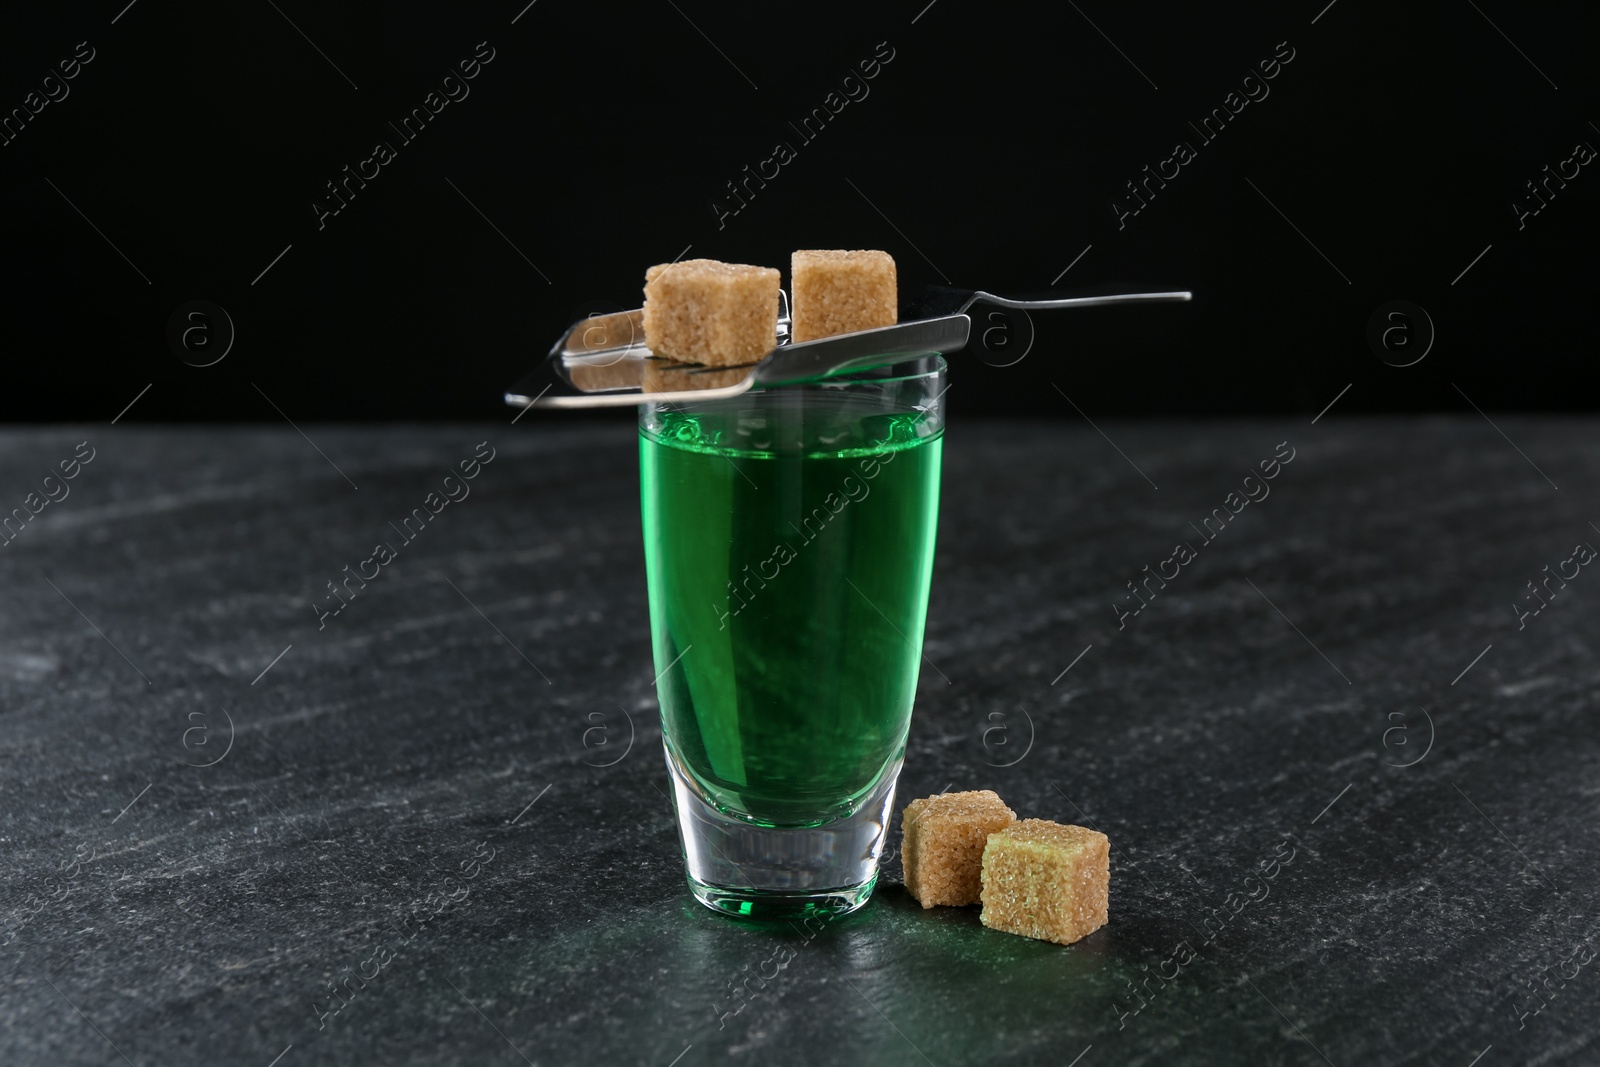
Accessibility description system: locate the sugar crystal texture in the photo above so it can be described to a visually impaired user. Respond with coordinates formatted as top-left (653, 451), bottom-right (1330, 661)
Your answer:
top-left (790, 249), bottom-right (898, 343)
top-left (641, 259), bottom-right (780, 367)
top-left (901, 790), bottom-right (1017, 908)
top-left (980, 819), bottom-right (1109, 945)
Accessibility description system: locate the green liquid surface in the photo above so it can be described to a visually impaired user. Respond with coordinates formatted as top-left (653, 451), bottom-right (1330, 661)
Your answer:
top-left (641, 400), bottom-right (942, 827)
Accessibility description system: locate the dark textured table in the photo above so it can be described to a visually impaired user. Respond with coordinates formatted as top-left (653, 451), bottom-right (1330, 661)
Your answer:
top-left (3, 417), bottom-right (1598, 1066)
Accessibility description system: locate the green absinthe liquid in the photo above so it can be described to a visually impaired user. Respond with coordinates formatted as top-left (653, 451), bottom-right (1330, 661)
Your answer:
top-left (641, 394), bottom-right (942, 828)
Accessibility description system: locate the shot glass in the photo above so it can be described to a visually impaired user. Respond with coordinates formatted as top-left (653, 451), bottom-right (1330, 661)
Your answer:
top-left (639, 355), bottom-right (946, 920)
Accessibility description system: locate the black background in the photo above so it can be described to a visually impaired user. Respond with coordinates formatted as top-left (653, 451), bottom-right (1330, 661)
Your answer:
top-left (1, 0), bottom-right (1593, 422)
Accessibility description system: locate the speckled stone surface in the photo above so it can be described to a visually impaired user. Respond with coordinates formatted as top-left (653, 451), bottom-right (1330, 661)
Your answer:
top-left (2, 418), bottom-right (1598, 1066)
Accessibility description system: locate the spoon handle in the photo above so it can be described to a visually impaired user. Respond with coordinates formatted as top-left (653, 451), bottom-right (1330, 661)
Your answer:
top-left (956, 290), bottom-right (1192, 314)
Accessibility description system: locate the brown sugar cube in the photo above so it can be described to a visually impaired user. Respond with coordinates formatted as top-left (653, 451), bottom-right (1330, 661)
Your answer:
top-left (901, 790), bottom-right (1017, 908)
top-left (790, 249), bottom-right (898, 343)
top-left (642, 259), bottom-right (780, 367)
top-left (980, 819), bottom-right (1109, 946)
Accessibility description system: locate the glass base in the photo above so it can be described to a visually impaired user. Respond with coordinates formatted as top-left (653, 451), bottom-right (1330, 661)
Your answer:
top-left (687, 873), bottom-right (878, 922)
top-left (666, 749), bottom-right (901, 922)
